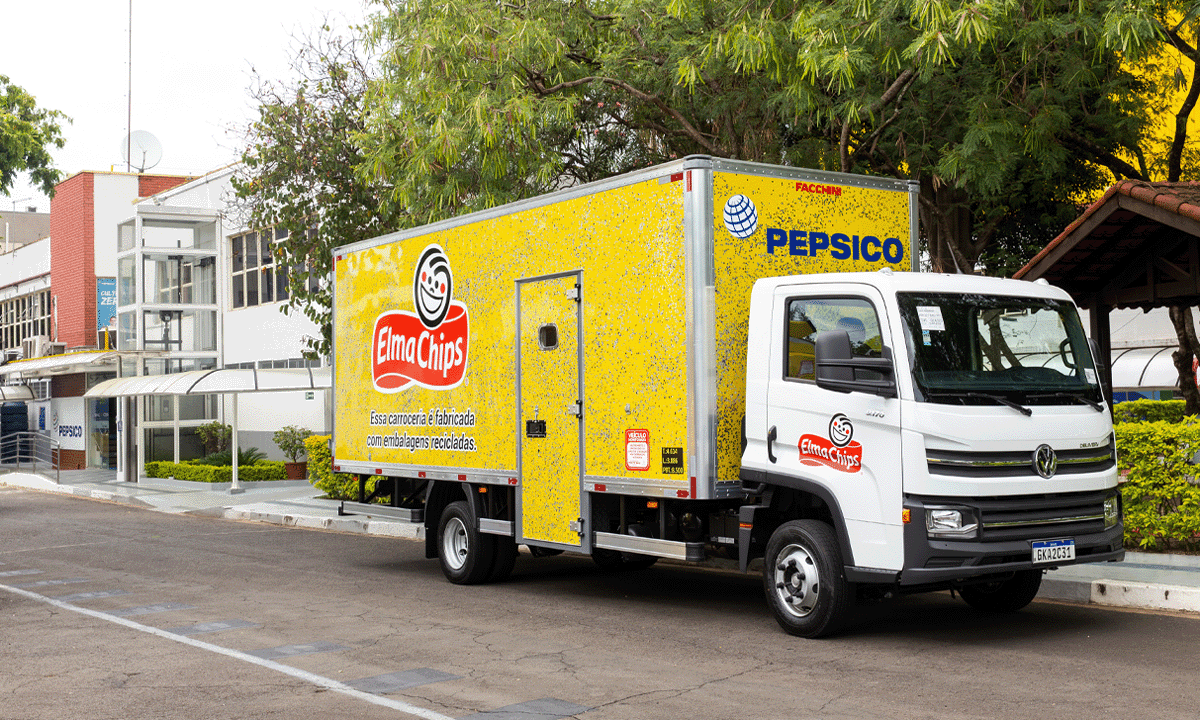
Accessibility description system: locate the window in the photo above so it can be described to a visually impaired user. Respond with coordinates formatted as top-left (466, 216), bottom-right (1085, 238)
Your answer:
top-left (0, 289), bottom-right (52, 352)
top-left (231, 227), bottom-right (294, 309)
top-left (785, 297), bottom-right (883, 381)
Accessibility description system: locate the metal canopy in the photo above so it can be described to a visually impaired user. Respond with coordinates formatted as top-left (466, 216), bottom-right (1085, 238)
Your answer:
top-left (84, 366), bottom-right (331, 398)
top-left (0, 351), bottom-right (124, 377)
top-left (0, 385), bottom-right (35, 400)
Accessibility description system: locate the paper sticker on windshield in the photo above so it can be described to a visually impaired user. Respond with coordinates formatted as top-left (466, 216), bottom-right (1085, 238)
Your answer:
top-left (1085, 368), bottom-right (1097, 384)
top-left (917, 306), bottom-right (945, 331)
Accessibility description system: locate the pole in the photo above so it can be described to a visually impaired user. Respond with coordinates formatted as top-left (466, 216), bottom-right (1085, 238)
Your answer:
top-left (230, 393), bottom-right (242, 493)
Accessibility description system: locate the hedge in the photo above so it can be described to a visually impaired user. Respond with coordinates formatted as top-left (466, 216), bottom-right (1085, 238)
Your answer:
top-left (1115, 419), bottom-right (1200, 552)
top-left (304, 434), bottom-right (373, 500)
top-left (144, 460), bottom-right (287, 483)
top-left (1113, 399), bottom-right (1187, 424)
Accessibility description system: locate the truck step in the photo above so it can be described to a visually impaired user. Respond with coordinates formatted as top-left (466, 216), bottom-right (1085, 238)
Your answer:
top-left (594, 532), bottom-right (705, 562)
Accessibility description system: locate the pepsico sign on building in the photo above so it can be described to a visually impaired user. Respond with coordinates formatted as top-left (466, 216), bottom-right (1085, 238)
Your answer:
top-left (371, 244), bottom-right (470, 392)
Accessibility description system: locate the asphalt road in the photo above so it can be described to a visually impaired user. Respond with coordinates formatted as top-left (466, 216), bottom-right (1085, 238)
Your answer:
top-left (2, 487), bottom-right (1198, 720)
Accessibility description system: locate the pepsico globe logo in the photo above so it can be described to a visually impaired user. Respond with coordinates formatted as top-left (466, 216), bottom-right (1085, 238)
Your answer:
top-left (371, 244), bottom-right (470, 393)
top-left (723, 194), bottom-right (759, 238)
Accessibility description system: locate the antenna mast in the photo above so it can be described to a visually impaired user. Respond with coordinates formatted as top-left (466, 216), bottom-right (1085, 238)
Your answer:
top-left (127, 0), bottom-right (132, 173)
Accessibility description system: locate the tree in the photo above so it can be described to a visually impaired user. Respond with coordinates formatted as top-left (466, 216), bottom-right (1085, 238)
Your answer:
top-left (359, 1), bottom-right (1179, 274)
top-left (0, 75), bottom-right (68, 197)
top-left (232, 27), bottom-right (399, 360)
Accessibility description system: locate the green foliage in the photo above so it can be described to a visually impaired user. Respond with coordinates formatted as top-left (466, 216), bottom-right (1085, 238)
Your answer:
top-left (191, 446), bottom-right (268, 467)
top-left (144, 460), bottom-right (287, 483)
top-left (196, 421), bottom-right (232, 455)
top-left (1113, 399), bottom-right (1187, 424)
top-left (273, 425), bottom-right (313, 462)
top-left (304, 434), bottom-right (365, 500)
top-left (0, 75), bottom-right (68, 196)
top-left (1115, 419), bottom-right (1200, 552)
top-left (232, 28), bottom-right (400, 360)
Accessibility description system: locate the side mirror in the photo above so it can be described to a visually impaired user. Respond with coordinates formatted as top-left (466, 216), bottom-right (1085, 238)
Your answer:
top-left (814, 329), bottom-right (897, 398)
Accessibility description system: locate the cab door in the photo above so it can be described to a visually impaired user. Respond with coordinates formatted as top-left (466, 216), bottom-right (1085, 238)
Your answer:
top-left (765, 283), bottom-right (904, 571)
top-left (517, 272), bottom-right (583, 550)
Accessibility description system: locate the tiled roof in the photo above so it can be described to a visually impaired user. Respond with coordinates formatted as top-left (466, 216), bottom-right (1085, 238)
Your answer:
top-left (1017, 181), bottom-right (1200, 280)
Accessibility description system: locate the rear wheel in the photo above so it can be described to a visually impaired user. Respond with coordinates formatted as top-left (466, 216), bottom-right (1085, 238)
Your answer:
top-left (959, 570), bottom-right (1043, 612)
top-left (437, 500), bottom-right (495, 584)
top-left (763, 520), bottom-right (851, 638)
top-left (487, 537), bottom-right (519, 582)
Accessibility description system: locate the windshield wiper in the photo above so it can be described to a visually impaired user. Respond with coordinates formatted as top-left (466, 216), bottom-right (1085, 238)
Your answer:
top-left (1028, 392), bottom-right (1105, 412)
top-left (925, 391), bottom-right (1033, 416)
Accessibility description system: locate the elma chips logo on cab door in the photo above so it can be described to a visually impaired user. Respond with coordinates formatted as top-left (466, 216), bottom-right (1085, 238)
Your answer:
top-left (799, 413), bottom-right (862, 473)
top-left (371, 244), bottom-right (470, 393)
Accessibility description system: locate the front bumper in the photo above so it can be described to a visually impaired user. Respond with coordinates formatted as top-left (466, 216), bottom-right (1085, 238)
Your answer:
top-left (899, 490), bottom-right (1124, 586)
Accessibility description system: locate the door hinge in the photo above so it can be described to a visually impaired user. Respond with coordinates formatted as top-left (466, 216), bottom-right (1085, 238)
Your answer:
top-left (569, 518), bottom-right (585, 536)
top-left (567, 284), bottom-right (581, 302)
top-left (565, 401), bottom-right (582, 418)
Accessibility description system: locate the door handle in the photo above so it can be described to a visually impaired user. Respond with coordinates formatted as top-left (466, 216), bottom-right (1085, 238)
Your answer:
top-left (767, 426), bottom-right (777, 464)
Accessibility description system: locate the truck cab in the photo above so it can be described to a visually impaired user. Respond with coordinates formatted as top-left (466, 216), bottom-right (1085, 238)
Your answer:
top-left (741, 269), bottom-right (1123, 636)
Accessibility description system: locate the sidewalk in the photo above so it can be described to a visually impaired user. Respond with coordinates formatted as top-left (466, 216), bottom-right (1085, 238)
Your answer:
top-left (3, 468), bottom-right (1198, 615)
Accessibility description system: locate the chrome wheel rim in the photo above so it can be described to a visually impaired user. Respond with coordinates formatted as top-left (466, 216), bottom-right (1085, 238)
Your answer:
top-left (773, 542), bottom-right (820, 618)
top-left (442, 516), bottom-right (469, 571)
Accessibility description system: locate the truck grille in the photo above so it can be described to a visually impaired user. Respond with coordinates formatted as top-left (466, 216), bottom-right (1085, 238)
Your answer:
top-left (926, 439), bottom-right (1115, 478)
top-left (912, 489), bottom-right (1113, 543)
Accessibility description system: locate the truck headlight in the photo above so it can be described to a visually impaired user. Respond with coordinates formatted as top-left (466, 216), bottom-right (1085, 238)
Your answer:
top-left (925, 507), bottom-right (978, 539)
top-left (1104, 495), bottom-right (1120, 529)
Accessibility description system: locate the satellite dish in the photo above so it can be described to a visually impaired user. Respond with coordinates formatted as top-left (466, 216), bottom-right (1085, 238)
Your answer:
top-left (120, 130), bottom-right (163, 172)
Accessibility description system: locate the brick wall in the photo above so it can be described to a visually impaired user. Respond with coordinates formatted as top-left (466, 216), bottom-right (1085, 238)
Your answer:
top-left (138, 174), bottom-right (192, 198)
top-left (49, 174), bottom-right (96, 349)
top-left (59, 449), bottom-right (86, 470)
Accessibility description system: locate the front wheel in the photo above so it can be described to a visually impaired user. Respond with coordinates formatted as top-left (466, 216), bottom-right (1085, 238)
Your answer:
top-left (437, 500), bottom-right (495, 584)
top-left (959, 570), bottom-right (1043, 612)
top-left (763, 520), bottom-right (851, 638)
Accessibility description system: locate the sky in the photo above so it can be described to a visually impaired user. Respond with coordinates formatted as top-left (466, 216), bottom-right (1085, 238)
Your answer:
top-left (1, 0), bottom-right (372, 214)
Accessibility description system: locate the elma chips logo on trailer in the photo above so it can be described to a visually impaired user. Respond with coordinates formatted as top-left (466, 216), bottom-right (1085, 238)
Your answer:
top-left (799, 413), bottom-right (862, 473)
top-left (371, 244), bottom-right (470, 393)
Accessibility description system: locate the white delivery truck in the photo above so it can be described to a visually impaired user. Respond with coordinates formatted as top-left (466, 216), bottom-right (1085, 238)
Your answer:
top-left (332, 156), bottom-right (1122, 637)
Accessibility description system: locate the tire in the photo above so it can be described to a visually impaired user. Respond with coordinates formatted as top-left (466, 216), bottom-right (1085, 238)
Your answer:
top-left (487, 537), bottom-right (519, 583)
top-left (763, 520), bottom-right (851, 638)
top-left (591, 548), bottom-right (658, 571)
top-left (437, 500), bottom-right (496, 584)
top-left (959, 570), bottom-right (1043, 613)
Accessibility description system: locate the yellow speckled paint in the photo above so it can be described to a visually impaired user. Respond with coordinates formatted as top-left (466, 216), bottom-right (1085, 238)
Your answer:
top-left (333, 162), bottom-right (912, 504)
top-left (710, 171), bottom-right (911, 483)
top-left (519, 275), bottom-right (581, 545)
top-left (333, 174), bottom-right (690, 484)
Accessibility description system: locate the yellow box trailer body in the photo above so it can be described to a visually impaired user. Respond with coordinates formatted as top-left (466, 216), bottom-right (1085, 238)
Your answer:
top-left (332, 157), bottom-right (915, 549)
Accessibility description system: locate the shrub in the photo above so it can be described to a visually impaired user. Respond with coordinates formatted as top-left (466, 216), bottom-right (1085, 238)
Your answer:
top-left (305, 434), bottom-right (368, 500)
top-left (196, 421), bottom-right (232, 454)
top-left (144, 460), bottom-right (286, 483)
top-left (1115, 419), bottom-right (1200, 552)
top-left (192, 447), bottom-right (268, 466)
top-left (273, 425), bottom-right (313, 462)
top-left (1113, 399), bottom-right (1187, 424)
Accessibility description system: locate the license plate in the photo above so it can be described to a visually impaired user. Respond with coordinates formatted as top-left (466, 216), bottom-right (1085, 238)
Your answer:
top-left (1032, 539), bottom-right (1075, 564)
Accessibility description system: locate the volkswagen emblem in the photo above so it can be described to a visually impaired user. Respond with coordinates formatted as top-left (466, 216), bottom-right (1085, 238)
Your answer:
top-left (1033, 444), bottom-right (1057, 478)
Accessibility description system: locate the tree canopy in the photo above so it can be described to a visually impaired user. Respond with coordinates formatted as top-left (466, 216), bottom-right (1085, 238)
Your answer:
top-left (237, 1), bottom-right (1199, 355)
top-left (0, 75), bottom-right (67, 197)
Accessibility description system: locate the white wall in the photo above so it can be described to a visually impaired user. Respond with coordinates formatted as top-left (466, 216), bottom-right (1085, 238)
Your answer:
top-left (0, 238), bottom-right (50, 298)
top-left (93, 174), bottom-right (140, 278)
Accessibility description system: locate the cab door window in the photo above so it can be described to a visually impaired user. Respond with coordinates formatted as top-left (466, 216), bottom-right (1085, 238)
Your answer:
top-left (785, 297), bottom-right (883, 380)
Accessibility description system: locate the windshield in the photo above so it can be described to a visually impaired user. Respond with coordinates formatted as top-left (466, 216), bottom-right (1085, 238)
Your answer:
top-left (896, 292), bottom-right (1103, 407)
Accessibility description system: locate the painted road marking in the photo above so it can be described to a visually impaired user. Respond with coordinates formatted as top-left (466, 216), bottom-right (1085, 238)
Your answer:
top-left (0, 569), bottom-right (42, 577)
top-left (52, 589), bottom-right (129, 602)
top-left (0, 581), bottom-right (455, 720)
top-left (14, 577), bottom-right (89, 588)
top-left (166, 619), bottom-right (260, 636)
top-left (109, 602), bottom-right (197, 616)
top-left (460, 698), bottom-right (591, 720)
top-left (349, 668), bottom-right (461, 694)
top-left (248, 641), bottom-right (350, 660)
